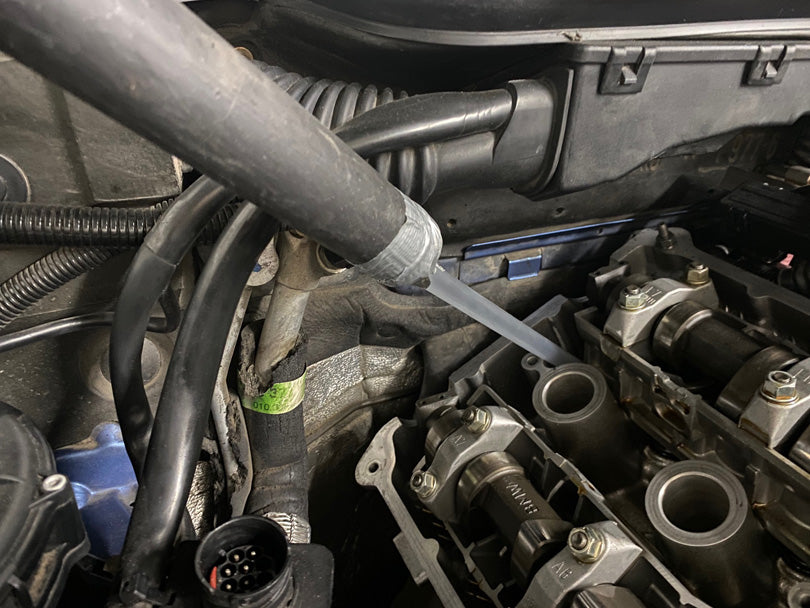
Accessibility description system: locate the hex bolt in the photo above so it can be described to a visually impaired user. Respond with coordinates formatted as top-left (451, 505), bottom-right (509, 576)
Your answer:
top-left (410, 470), bottom-right (438, 498)
top-left (567, 526), bottom-right (605, 563)
top-left (761, 370), bottom-right (798, 404)
top-left (41, 474), bottom-right (68, 492)
top-left (686, 262), bottom-right (710, 286)
top-left (461, 406), bottom-right (492, 434)
top-left (618, 284), bottom-right (647, 310)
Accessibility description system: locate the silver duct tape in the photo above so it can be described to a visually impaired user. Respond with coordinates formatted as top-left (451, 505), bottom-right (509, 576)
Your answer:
top-left (355, 195), bottom-right (442, 286)
top-left (264, 512), bottom-right (311, 544)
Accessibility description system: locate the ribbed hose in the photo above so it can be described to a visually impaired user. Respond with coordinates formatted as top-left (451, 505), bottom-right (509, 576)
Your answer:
top-left (0, 246), bottom-right (113, 330)
top-left (260, 65), bottom-right (402, 130)
top-left (0, 200), bottom-right (236, 246)
top-left (259, 65), bottom-right (436, 202)
top-left (0, 199), bottom-right (237, 331)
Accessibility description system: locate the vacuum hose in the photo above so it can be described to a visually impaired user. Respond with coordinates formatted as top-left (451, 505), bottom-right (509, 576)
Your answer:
top-left (111, 176), bottom-right (235, 480)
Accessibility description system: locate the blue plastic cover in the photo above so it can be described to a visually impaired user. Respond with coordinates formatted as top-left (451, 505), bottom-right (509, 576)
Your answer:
top-left (55, 423), bottom-right (137, 558)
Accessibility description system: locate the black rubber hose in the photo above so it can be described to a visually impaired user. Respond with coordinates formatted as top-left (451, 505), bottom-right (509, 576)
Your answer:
top-left (0, 0), bottom-right (410, 267)
top-left (0, 289), bottom-right (180, 353)
top-left (333, 90), bottom-right (514, 157)
top-left (0, 247), bottom-right (113, 330)
top-left (111, 176), bottom-right (234, 480)
top-left (119, 204), bottom-right (277, 603)
top-left (108, 72), bottom-right (512, 480)
top-left (244, 346), bottom-right (309, 523)
top-left (259, 65), bottom-right (514, 202)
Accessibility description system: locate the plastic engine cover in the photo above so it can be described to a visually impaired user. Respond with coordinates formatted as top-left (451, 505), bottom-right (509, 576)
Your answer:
top-left (0, 402), bottom-right (88, 608)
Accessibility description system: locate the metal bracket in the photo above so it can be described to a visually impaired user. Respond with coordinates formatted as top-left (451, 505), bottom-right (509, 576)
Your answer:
top-left (603, 277), bottom-right (719, 347)
top-left (506, 248), bottom-right (543, 281)
top-left (740, 358), bottom-right (810, 449)
top-left (600, 47), bottom-right (656, 95)
top-left (355, 419), bottom-right (466, 608)
top-left (414, 406), bottom-right (524, 522)
top-left (747, 45), bottom-right (794, 86)
top-left (516, 521), bottom-right (642, 608)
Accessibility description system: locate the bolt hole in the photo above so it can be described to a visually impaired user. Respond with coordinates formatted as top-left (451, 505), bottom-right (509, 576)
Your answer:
top-left (368, 461), bottom-right (380, 474)
top-left (554, 207), bottom-right (565, 216)
top-left (543, 372), bottom-right (596, 414)
top-left (446, 218), bottom-right (457, 228)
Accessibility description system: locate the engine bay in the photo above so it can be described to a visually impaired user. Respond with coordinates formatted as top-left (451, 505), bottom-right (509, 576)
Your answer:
top-left (1, 1), bottom-right (810, 607)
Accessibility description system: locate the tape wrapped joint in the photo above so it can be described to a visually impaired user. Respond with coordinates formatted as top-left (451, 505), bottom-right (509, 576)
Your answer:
top-left (354, 195), bottom-right (442, 286)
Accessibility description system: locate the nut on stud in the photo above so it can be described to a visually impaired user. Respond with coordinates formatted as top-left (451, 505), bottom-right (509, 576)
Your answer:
top-left (568, 526), bottom-right (605, 563)
top-left (410, 471), bottom-right (438, 498)
top-left (461, 406), bottom-right (491, 434)
top-left (686, 262), bottom-right (710, 286)
top-left (761, 370), bottom-right (798, 403)
top-left (618, 285), bottom-right (646, 310)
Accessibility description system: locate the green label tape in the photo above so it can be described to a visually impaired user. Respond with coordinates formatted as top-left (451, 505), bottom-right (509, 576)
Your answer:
top-left (243, 373), bottom-right (306, 415)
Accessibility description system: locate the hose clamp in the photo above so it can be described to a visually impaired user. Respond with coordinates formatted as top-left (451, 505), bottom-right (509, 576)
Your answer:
top-left (355, 195), bottom-right (442, 286)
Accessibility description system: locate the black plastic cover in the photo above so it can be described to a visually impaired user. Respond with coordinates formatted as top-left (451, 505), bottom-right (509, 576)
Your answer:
top-left (0, 402), bottom-right (88, 608)
top-left (549, 41), bottom-right (810, 192)
top-left (722, 182), bottom-right (810, 258)
top-left (285, 0), bottom-right (810, 44)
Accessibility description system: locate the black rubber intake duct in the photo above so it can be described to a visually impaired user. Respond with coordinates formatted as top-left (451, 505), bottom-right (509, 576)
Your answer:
top-left (0, 0), bottom-right (414, 269)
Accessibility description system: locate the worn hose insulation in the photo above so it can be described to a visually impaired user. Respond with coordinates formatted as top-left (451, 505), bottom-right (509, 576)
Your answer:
top-left (0, 199), bottom-right (236, 247)
top-left (119, 204), bottom-right (278, 603)
top-left (245, 346), bottom-right (309, 528)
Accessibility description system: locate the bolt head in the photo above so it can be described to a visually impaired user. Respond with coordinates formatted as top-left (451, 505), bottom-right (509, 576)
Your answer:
top-left (410, 470), bottom-right (438, 498)
top-left (761, 370), bottom-right (798, 403)
top-left (42, 474), bottom-right (68, 492)
top-left (618, 285), bottom-right (647, 310)
top-left (567, 527), bottom-right (604, 563)
top-left (686, 262), bottom-right (710, 286)
top-left (462, 406), bottom-right (491, 434)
